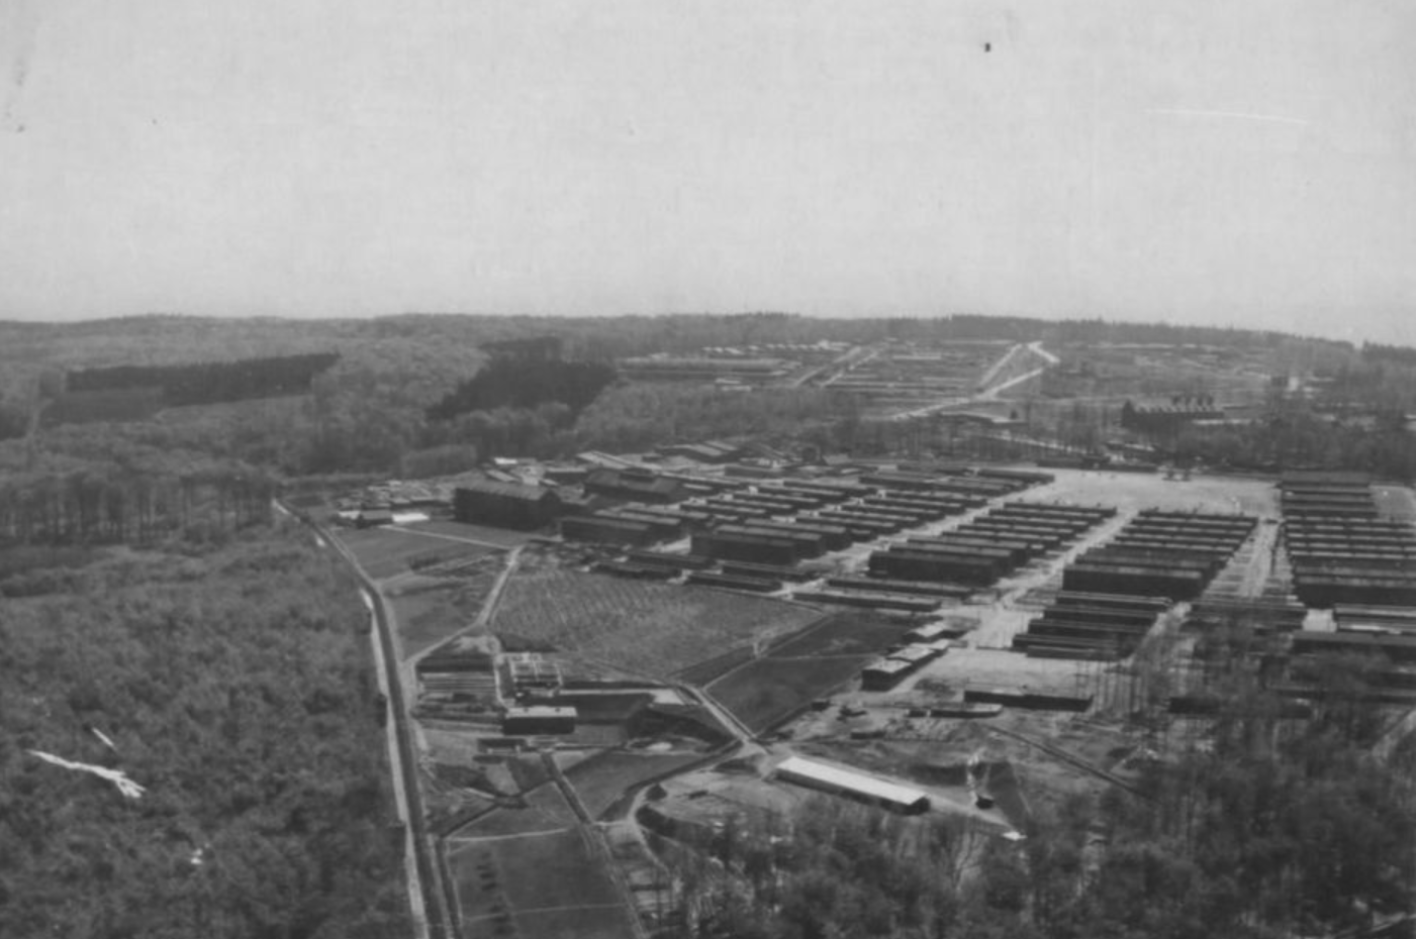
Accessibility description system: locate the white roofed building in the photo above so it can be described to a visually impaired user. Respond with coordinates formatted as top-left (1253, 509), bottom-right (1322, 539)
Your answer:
top-left (774, 756), bottom-right (930, 814)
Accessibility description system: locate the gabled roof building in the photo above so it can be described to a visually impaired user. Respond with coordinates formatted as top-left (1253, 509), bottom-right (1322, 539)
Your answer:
top-left (583, 468), bottom-right (688, 504)
top-left (774, 756), bottom-right (930, 814)
top-left (453, 478), bottom-right (562, 530)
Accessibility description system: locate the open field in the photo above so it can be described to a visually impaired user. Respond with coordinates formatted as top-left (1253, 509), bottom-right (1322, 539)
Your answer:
top-left (337, 525), bottom-right (500, 579)
top-left (1374, 484), bottom-right (1416, 520)
top-left (675, 646), bottom-right (757, 687)
top-left (707, 654), bottom-right (876, 734)
top-left (408, 518), bottom-right (544, 548)
top-left (1023, 467), bottom-right (1280, 517)
top-left (447, 825), bottom-right (636, 939)
top-left (389, 584), bottom-right (477, 659)
top-left (653, 761), bottom-right (811, 819)
top-left (491, 557), bottom-right (822, 677)
top-left (690, 610), bottom-right (916, 734)
top-left (565, 750), bottom-right (708, 820)
top-left (383, 556), bottom-right (505, 659)
top-left (507, 906), bottom-right (637, 939)
top-left (767, 611), bottom-right (912, 658)
top-left (449, 782), bottom-right (580, 838)
top-left (676, 611), bottom-right (909, 687)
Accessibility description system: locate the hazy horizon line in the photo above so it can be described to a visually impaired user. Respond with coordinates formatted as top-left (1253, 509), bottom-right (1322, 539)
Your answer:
top-left (2, 307), bottom-right (1407, 349)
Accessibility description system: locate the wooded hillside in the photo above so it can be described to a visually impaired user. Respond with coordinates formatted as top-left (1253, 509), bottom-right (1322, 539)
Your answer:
top-left (0, 524), bottom-right (408, 938)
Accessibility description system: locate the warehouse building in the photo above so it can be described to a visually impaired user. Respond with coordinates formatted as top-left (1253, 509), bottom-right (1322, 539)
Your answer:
top-left (774, 756), bottom-right (930, 814)
top-left (1120, 399), bottom-right (1225, 433)
top-left (692, 530), bottom-right (801, 566)
top-left (502, 706), bottom-right (577, 736)
top-left (561, 515), bottom-right (659, 547)
top-left (584, 467), bottom-right (688, 504)
top-left (861, 658), bottom-right (917, 691)
top-left (354, 507), bottom-right (394, 528)
top-left (453, 479), bottom-right (562, 530)
top-left (658, 440), bottom-right (743, 463)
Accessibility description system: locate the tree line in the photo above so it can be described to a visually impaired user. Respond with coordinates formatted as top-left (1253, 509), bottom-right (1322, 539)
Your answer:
top-left (63, 352), bottom-right (341, 408)
top-left (1169, 394), bottom-right (1416, 478)
top-left (0, 471), bottom-right (275, 549)
top-left (1363, 342), bottom-right (1416, 366)
top-left (425, 357), bottom-right (617, 421)
top-left (5, 314), bottom-right (1413, 481)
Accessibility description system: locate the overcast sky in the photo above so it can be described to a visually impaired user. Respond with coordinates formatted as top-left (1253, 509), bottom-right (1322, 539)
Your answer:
top-left (2, 1), bottom-right (1413, 344)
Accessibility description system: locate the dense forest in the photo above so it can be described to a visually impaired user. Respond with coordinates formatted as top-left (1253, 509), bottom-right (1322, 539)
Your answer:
top-left (37, 352), bottom-right (342, 430)
top-left (0, 471), bottom-right (274, 549)
top-left (1171, 407), bottom-right (1416, 478)
top-left (425, 357), bottom-right (617, 421)
top-left (0, 523), bottom-right (408, 938)
top-left (63, 352), bottom-right (341, 408)
top-left (1363, 342), bottom-right (1416, 366)
top-left (1, 313), bottom-right (1411, 480)
top-left (0, 394), bottom-right (27, 441)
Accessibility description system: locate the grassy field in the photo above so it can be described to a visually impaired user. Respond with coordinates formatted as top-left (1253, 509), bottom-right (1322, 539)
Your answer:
top-left (449, 781), bottom-right (580, 838)
top-left (1374, 484), bottom-right (1416, 520)
top-left (386, 582), bottom-right (472, 659)
top-left (447, 825), bottom-right (637, 939)
top-left (1023, 467), bottom-right (1280, 517)
top-left (766, 611), bottom-right (911, 658)
top-left (337, 526), bottom-right (499, 579)
top-left (675, 646), bottom-right (756, 687)
top-left (688, 612), bottom-right (908, 732)
top-left (384, 555), bottom-right (505, 659)
top-left (492, 559), bottom-right (822, 678)
top-left (565, 751), bottom-right (707, 820)
top-left (409, 518), bottom-right (543, 548)
top-left (707, 654), bottom-right (875, 734)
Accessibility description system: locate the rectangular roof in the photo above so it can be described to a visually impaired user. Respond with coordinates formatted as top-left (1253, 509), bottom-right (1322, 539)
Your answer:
top-left (775, 756), bottom-right (930, 809)
top-left (585, 467), bottom-right (684, 496)
top-left (456, 478), bottom-right (556, 502)
top-left (890, 644), bottom-right (943, 664)
top-left (863, 658), bottom-right (915, 676)
top-left (505, 706), bottom-right (577, 718)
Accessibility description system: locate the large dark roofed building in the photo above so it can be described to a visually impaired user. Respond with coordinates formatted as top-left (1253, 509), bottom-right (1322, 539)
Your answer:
top-left (583, 467), bottom-right (688, 504)
top-left (658, 440), bottom-right (743, 464)
top-left (453, 479), bottom-right (562, 530)
top-left (1120, 398), bottom-right (1224, 433)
